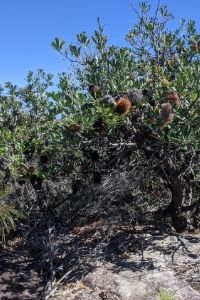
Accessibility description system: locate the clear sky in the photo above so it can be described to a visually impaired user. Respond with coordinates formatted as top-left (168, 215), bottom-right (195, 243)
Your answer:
top-left (1, 0), bottom-right (200, 86)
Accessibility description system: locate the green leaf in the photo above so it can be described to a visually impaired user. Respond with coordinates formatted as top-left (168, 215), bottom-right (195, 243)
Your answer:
top-left (77, 32), bottom-right (90, 46)
top-left (51, 38), bottom-right (65, 51)
top-left (69, 45), bottom-right (81, 57)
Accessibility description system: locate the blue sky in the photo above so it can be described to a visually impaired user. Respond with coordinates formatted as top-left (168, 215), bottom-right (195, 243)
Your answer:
top-left (1, 0), bottom-right (200, 86)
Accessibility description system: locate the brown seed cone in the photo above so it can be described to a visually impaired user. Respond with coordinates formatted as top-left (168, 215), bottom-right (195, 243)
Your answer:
top-left (69, 123), bottom-right (82, 132)
top-left (28, 165), bottom-right (36, 173)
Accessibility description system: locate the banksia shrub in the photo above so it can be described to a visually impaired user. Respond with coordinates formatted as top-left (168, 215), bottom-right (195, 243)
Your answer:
top-left (115, 97), bottom-right (132, 114)
top-left (128, 88), bottom-right (143, 104)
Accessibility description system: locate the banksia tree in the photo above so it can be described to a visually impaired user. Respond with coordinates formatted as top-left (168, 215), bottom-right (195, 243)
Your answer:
top-left (1, 0), bottom-right (200, 245)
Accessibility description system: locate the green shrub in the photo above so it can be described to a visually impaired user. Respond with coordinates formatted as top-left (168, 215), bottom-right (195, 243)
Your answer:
top-left (0, 203), bottom-right (24, 243)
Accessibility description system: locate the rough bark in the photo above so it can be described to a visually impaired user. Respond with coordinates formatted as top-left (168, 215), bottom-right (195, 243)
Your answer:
top-left (169, 177), bottom-right (188, 232)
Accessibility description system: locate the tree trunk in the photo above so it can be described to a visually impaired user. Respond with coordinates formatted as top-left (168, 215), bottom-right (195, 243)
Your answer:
top-left (168, 176), bottom-right (188, 232)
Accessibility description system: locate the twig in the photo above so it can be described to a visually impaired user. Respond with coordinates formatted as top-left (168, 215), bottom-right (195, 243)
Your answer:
top-left (44, 258), bottom-right (86, 300)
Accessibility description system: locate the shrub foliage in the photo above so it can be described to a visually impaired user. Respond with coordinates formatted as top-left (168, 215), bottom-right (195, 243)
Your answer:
top-left (0, 1), bottom-right (200, 243)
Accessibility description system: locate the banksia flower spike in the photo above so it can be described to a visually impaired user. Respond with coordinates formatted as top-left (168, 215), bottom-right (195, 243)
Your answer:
top-left (161, 103), bottom-right (172, 115)
top-left (128, 88), bottom-right (143, 104)
top-left (69, 123), bottom-right (82, 132)
top-left (101, 95), bottom-right (116, 108)
top-left (198, 40), bottom-right (200, 51)
top-left (88, 84), bottom-right (100, 98)
top-left (115, 97), bottom-right (132, 114)
top-left (166, 90), bottom-right (180, 107)
top-left (164, 113), bottom-right (174, 124)
top-left (161, 103), bottom-right (174, 124)
top-left (191, 41), bottom-right (200, 52)
top-left (28, 165), bottom-right (37, 173)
